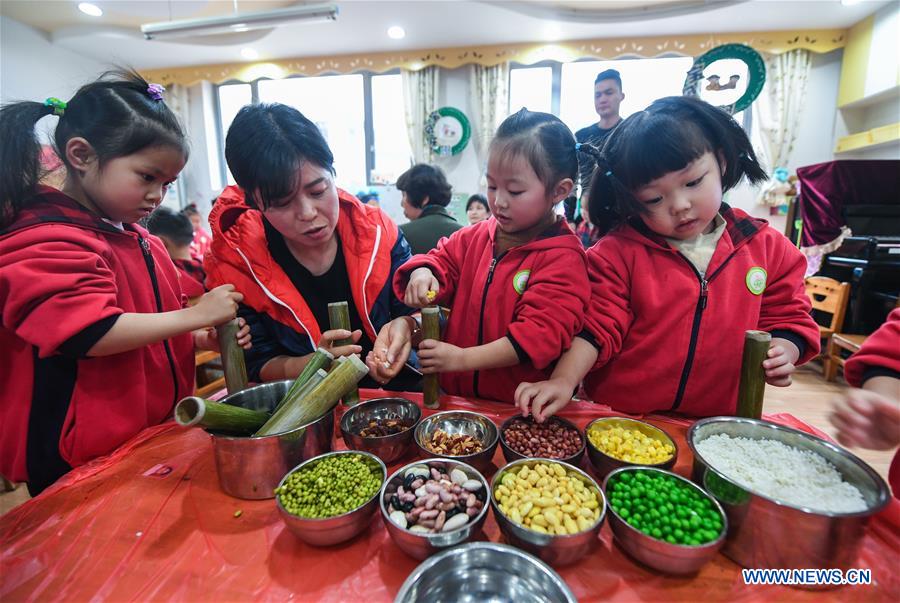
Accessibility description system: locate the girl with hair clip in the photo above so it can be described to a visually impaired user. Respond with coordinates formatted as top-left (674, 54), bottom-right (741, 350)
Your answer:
top-left (0, 70), bottom-right (249, 494)
top-left (516, 96), bottom-right (820, 420)
top-left (367, 109), bottom-right (590, 404)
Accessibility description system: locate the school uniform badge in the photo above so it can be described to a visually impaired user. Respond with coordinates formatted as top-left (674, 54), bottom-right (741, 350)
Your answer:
top-left (513, 270), bottom-right (531, 295)
top-left (745, 267), bottom-right (767, 295)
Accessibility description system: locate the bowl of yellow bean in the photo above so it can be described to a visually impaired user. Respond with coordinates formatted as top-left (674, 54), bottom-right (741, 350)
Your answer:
top-left (490, 458), bottom-right (606, 566)
top-left (585, 417), bottom-right (678, 479)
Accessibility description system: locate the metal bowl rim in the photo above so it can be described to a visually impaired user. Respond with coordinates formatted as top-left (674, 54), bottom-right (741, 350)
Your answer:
top-left (687, 416), bottom-right (891, 518)
top-left (490, 457), bottom-right (607, 537)
top-left (584, 416), bottom-right (678, 468)
top-left (393, 541), bottom-right (577, 603)
top-left (339, 397), bottom-right (422, 440)
top-left (379, 457), bottom-right (490, 535)
top-left (413, 410), bottom-right (500, 459)
top-left (499, 414), bottom-right (586, 461)
top-left (208, 380), bottom-right (332, 442)
top-left (602, 465), bottom-right (728, 550)
top-left (276, 450), bottom-right (387, 522)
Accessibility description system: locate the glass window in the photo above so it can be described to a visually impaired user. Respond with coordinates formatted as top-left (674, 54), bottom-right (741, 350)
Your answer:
top-left (509, 66), bottom-right (553, 114)
top-left (559, 57), bottom-right (695, 133)
top-left (217, 83), bottom-right (252, 185)
top-left (371, 73), bottom-right (412, 184)
top-left (258, 74), bottom-right (367, 191)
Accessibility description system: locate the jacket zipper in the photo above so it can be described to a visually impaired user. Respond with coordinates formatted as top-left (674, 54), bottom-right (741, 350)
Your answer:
top-left (138, 235), bottom-right (180, 409)
top-left (669, 252), bottom-right (739, 410)
top-left (472, 253), bottom-right (504, 397)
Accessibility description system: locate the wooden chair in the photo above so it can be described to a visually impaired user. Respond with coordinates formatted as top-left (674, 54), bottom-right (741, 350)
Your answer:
top-left (804, 277), bottom-right (850, 377)
top-left (195, 350), bottom-right (226, 398)
top-left (826, 297), bottom-right (900, 382)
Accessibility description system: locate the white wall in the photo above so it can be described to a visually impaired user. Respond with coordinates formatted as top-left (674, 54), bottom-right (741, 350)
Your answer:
top-left (0, 17), bottom-right (106, 142)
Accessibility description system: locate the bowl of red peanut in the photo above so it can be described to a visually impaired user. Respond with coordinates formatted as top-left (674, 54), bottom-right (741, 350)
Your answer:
top-left (499, 415), bottom-right (586, 467)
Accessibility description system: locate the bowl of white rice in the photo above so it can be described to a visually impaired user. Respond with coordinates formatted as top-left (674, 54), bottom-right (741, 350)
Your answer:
top-left (687, 417), bottom-right (890, 575)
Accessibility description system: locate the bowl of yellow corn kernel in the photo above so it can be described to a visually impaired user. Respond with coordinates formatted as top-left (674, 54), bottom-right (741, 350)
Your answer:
top-left (490, 458), bottom-right (606, 566)
top-left (585, 417), bottom-right (678, 479)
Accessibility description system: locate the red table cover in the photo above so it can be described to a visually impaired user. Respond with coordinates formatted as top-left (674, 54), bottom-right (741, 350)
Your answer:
top-left (2, 391), bottom-right (898, 602)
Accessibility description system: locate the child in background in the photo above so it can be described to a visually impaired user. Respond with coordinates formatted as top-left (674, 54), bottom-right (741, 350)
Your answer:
top-left (0, 70), bottom-right (248, 494)
top-left (517, 96), bottom-right (819, 420)
top-left (367, 109), bottom-right (589, 404)
top-left (830, 308), bottom-right (900, 497)
top-left (184, 203), bottom-right (212, 260)
top-left (148, 206), bottom-right (207, 299)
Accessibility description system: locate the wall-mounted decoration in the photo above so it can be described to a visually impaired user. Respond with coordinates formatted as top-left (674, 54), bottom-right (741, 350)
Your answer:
top-left (425, 107), bottom-right (471, 157)
top-left (683, 43), bottom-right (766, 114)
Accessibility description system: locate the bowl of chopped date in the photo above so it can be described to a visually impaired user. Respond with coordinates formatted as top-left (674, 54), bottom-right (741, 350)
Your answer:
top-left (413, 411), bottom-right (499, 473)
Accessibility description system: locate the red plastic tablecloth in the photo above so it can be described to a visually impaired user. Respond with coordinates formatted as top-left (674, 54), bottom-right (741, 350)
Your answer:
top-left (2, 391), bottom-right (899, 602)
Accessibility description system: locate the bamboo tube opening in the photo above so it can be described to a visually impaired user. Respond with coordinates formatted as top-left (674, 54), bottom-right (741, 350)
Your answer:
top-left (175, 396), bottom-right (205, 427)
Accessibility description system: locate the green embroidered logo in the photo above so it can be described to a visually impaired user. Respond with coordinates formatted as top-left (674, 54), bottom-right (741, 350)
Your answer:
top-left (745, 266), bottom-right (767, 295)
top-left (512, 270), bottom-right (531, 295)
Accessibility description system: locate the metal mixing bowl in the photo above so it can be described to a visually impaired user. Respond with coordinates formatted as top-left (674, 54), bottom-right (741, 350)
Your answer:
top-left (340, 397), bottom-right (421, 464)
top-left (688, 416), bottom-right (891, 572)
top-left (275, 450), bottom-right (386, 547)
top-left (603, 466), bottom-right (727, 574)
top-left (498, 415), bottom-right (585, 466)
top-left (208, 380), bottom-right (333, 499)
top-left (380, 458), bottom-right (490, 560)
top-left (490, 458), bottom-right (606, 566)
top-left (585, 416), bottom-right (678, 479)
top-left (413, 411), bottom-right (499, 473)
top-left (394, 542), bottom-right (577, 603)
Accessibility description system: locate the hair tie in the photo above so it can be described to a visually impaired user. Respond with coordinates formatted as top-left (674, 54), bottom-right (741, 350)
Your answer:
top-left (43, 97), bottom-right (66, 116)
top-left (605, 170), bottom-right (613, 178)
top-left (574, 143), bottom-right (582, 151)
top-left (147, 83), bottom-right (166, 101)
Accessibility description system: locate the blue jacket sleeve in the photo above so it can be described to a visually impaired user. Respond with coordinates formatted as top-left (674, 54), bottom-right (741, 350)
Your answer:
top-left (237, 303), bottom-right (290, 383)
top-left (389, 232), bottom-right (416, 319)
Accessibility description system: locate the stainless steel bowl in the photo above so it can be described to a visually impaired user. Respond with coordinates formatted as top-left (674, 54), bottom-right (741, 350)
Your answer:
top-left (208, 380), bottom-right (333, 500)
top-left (276, 450), bottom-right (387, 547)
top-left (380, 458), bottom-right (490, 560)
top-left (603, 466), bottom-right (727, 574)
top-left (688, 417), bottom-right (891, 572)
top-left (394, 542), bottom-right (577, 603)
top-left (498, 415), bottom-right (585, 466)
top-left (413, 411), bottom-right (499, 473)
top-left (490, 458), bottom-right (606, 566)
top-left (340, 397), bottom-right (421, 464)
top-left (585, 416), bottom-right (678, 479)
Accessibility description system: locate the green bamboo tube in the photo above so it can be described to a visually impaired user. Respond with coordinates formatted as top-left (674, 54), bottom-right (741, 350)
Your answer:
top-left (273, 348), bottom-right (334, 413)
top-left (328, 301), bottom-right (360, 406)
top-left (216, 319), bottom-right (248, 395)
top-left (254, 354), bottom-right (369, 436)
top-left (174, 396), bottom-right (269, 434)
top-left (736, 330), bottom-right (772, 419)
top-left (422, 307), bottom-right (441, 409)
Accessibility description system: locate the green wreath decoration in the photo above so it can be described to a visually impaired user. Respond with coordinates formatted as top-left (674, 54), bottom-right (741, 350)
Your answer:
top-left (683, 43), bottom-right (766, 114)
top-left (425, 106), bottom-right (471, 156)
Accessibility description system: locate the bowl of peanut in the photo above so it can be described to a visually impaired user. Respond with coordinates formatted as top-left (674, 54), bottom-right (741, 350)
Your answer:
top-left (499, 415), bottom-right (586, 467)
top-left (413, 411), bottom-right (499, 473)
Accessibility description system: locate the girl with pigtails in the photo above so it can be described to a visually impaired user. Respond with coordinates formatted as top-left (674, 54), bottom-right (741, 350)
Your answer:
top-left (516, 96), bottom-right (820, 421)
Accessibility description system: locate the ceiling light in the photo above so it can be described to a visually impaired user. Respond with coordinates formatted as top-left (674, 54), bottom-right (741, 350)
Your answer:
top-left (241, 47), bottom-right (259, 60)
top-left (387, 26), bottom-right (405, 40)
top-left (78, 2), bottom-right (103, 17)
top-left (141, 3), bottom-right (338, 40)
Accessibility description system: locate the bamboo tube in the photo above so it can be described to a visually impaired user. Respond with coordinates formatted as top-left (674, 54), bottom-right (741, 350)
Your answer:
top-left (254, 354), bottom-right (369, 436)
top-left (422, 306), bottom-right (441, 409)
top-left (216, 319), bottom-right (248, 394)
top-left (328, 301), bottom-right (360, 406)
top-left (174, 396), bottom-right (269, 434)
top-left (273, 349), bottom-right (334, 413)
top-left (736, 330), bottom-right (772, 419)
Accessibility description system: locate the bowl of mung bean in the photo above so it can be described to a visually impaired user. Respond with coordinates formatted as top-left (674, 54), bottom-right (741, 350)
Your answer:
top-left (275, 450), bottom-right (386, 546)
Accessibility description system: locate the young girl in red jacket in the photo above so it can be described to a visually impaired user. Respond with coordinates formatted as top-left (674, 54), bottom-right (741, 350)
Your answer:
top-left (0, 71), bottom-right (248, 495)
top-left (517, 96), bottom-right (820, 420)
top-left (366, 109), bottom-right (590, 403)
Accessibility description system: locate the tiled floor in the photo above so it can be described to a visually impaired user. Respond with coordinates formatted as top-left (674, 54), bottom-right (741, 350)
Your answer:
top-left (1, 366), bottom-right (894, 518)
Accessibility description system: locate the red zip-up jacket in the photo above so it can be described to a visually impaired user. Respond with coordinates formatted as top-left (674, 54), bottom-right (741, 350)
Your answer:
top-left (582, 204), bottom-right (820, 416)
top-left (0, 188), bottom-right (194, 485)
top-left (844, 308), bottom-right (900, 497)
top-left (394, 217), bottom-right (589, 403)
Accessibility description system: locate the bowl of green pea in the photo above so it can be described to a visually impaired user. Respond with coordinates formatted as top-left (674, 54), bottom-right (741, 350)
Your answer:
top-left (603, 467), bottom-right (727, 574)
top-left (275, 450), bottom-right (386, 546)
